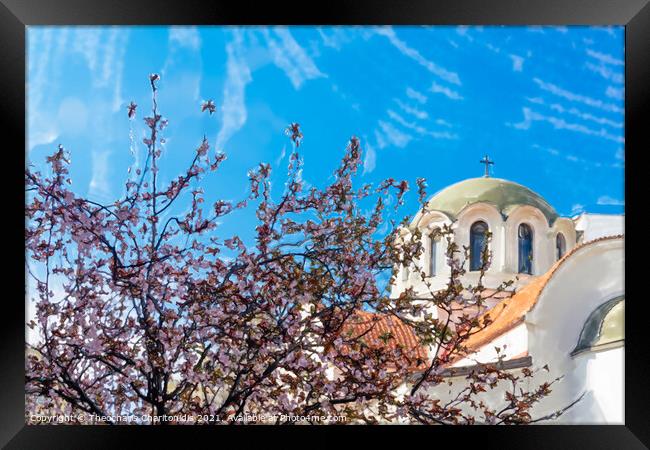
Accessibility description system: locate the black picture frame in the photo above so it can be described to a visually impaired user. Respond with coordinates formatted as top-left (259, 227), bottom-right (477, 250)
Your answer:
top-left (2, 0), bottom-right (647, 448)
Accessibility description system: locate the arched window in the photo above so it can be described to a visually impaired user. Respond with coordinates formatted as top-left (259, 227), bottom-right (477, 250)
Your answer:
top-left (571, 296), bottom-right (624, 356)
top-left (518, 223), bottom-right (533, 274)
top-left (429, 232), bottom-right (439, 276)
top-left (470, 221), bottom-right (489, 271)
top-left (556, 233), bottom-right (566, 261)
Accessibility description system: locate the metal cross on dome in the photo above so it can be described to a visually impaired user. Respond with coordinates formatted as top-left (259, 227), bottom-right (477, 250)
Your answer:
top-left (480, 154), bottom-right (494, 178)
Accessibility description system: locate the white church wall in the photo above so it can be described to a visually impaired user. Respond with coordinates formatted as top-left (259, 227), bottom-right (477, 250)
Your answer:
top-left (574, 213), bottom-right (624, 242)
top-left (523, 237), bottom-right (624, 423)
top-left (422, 347), bottom-right (623, 424)
top-left (566, 347), bottom-right (624, 423)
top-left (422, 345), bottom-right (621, 424)
top-left (423, 237), bottom-right (624, 424)
top-left (457, 270), bottom-right (534, 292)
top-left (451, 323), bottom-right (528, 368)
top-left (419, 324), bottom-right (529, 424)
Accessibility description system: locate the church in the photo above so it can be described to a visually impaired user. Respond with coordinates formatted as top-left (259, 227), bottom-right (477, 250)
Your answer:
top-left (384, 158), bottom-right (625, 424)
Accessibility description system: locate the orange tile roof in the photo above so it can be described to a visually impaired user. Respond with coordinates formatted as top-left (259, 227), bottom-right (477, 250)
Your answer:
top-left (456, 234), bottom-right (624, 360)
top-left (341, 310), bottom-right (429, 372)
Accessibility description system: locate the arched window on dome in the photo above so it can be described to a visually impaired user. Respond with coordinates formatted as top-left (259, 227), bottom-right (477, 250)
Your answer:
top-left (556, 233), bottom-right (566, 261)
top-left (470, 221), bottom-right (488, 271)
top-left (518, 223), bottom-right (534, 275)
top-left (429, 231), bottom-right (440, 276)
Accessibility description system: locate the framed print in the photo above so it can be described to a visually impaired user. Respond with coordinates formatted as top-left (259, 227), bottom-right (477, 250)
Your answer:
top-left (2, 0), bottom-right (649, 447)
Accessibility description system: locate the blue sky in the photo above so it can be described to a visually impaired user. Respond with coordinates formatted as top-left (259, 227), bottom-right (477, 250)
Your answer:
top-left (27, 26), bottom-right (625, 244)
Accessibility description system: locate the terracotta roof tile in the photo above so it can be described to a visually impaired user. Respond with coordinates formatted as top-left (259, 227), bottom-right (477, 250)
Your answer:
top-left (341, 310), bottom-right (429, 372)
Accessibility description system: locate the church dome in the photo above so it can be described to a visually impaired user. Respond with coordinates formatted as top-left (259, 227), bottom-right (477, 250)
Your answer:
top-left (423, 177), bottom-right (558, 224)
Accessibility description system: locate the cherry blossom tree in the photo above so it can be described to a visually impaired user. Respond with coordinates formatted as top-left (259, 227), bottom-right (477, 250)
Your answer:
top-left (25, 75), bottom-right (575, 425)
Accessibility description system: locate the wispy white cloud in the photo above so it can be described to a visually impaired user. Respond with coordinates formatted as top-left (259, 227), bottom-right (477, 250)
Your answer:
top-left (526, 96), bottom-right (623, 129)
top-left (429, 81), bottom-right (463, 100)
top-left (72, 28), bottom-right (101, 76)
top-left (435, 119), bottom-right (453, 128)
top-left (597, 195), bottom-right (624, 206)
top-left (68, 28), bottom-right (131, 112)
top-left (509, 54), bottom-right (524, 72)
top-left (570, 204), bottom-right (585, 215)
top-left (456, 26), bottom-right (474, 42)
top-left (160, 27), bottom-right (202, 108)
top-left (386, 110), bottom-right (421, 133)
top-left (28, 29), bottom-right (59, 151)
top-left (169, 26), bottom-right (201, 51)
top-left (387, 110), bottom-right (457, 140)
top-left (29, 128), bottom-right (59, 151)
top-left (363, 140), bottom-right (377, 175)
top-left (73, 28), bottom-right (128, 89)
top-left (531, 143), bottom-right (560, 156)
top-left (99, 29), bottom-right (120, 87)
top-left (455, 26), bottom-right (531, 74)
top-left (317, 27), bottom-right (351, 50)
top-left (405, 87), bottom-right (427, 104)
top-left (533, 78), bottom-right (623, 113)
top-left (264, 27), bottom-right (326, 90)
top-left (215, 30), bottom-right (252, 151)
top-left (28, 29), bottom-right (53, 108)
top-left (605, 86), bottom-right (624, 101)
top-left (586, 49), bottom-right (623, 66)
top-left (531, 143), bottom-right (609, 169)
top-left (111, 31), bottom-right (129, 112)
top-left (28, 27), bottom-right (131, 150)
top-left (394, 99), bottom-right (428, 120)
top-left (585, 62), bottom-right (624, 84)
top-left (89, 149), bottom-right (113, 203)
top-left (485, 43), bottom-right (501, 54)
top-left (374, 129), bottom-right (387, 150)
top-left (377, 120), bottom-right (412, 148)
top-left (375, 26), bottom-right (461, 86)
top-left (511, 107), bottom-right (625, 143)
top-left (590, 26), bottom-right (619, 38)
top-left (427, 130), bottom-right (457, 140)
top-left (275, 145), bottom-right (287, 167)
